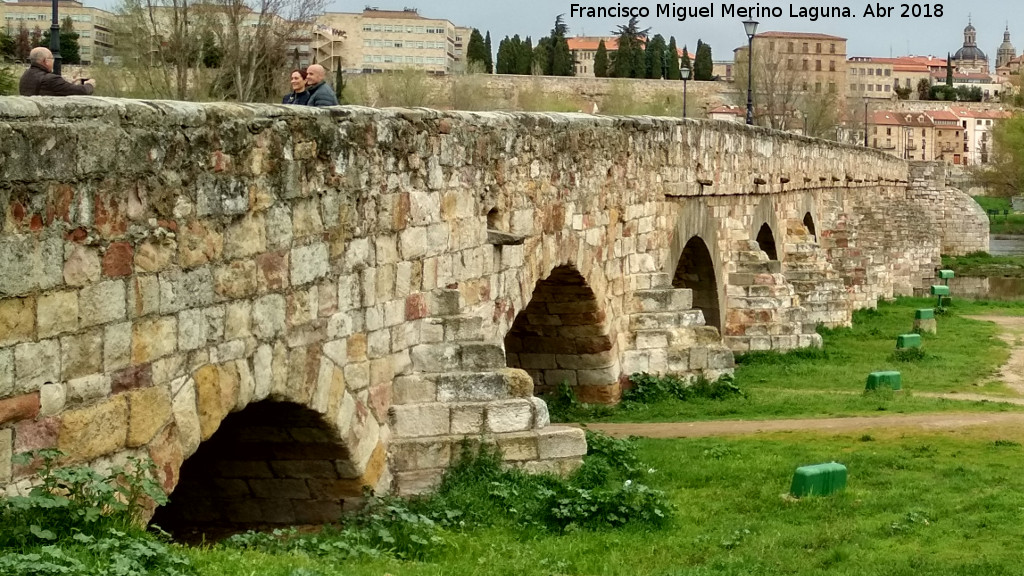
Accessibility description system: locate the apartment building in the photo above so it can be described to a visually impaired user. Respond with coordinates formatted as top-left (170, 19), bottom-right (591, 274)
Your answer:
top-left (952, 106), bottom-right (1013, 165)
top-left (847, 56), bottom-right (939, 99)
top-left (866, 107), bottom-right (1013, 166)
top-left (735, 31), bottom-right (848, 95)
top-left (1, 0), bottom-right (115, 64)
top-left (314, 8), bottom-right (465, 75)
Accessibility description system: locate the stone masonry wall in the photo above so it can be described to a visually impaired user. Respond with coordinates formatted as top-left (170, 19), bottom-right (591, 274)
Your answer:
top-left (0, 98), bottom-right (956, 521)
top-left (907, 161), bottom-right (990, 258)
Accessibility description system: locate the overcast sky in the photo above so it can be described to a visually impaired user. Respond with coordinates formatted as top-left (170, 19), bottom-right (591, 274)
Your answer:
top-left (87, 0), bottom-right (1022, 62)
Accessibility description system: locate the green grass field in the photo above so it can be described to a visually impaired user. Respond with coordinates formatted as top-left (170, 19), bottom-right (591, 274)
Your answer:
top-left (943, 251), bottom-right (1024, 278)
top-left (183, 427), bottom-right (1024, 576)
top-left (973, 196), bottom-right (1024, 235)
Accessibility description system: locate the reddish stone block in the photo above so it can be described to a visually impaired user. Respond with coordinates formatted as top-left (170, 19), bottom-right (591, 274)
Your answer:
top-left (111, 364), bottom-right (153, 394)
top-left (29, 214), bottom-right (43, 231)
top-left (93, 194), bottom-right (128, 238)
top-left (66, 227), bottom-right (88, 243)
top-left (102, 242), bottom-right (134, 278)
top-left (0, 392), bottom-right (40, 426)
top-left (14, 416), bottom-right (59, 452)
top-left (256, 251), bottom-right (289, 292)
top-left (148, 424), bottom-right (184, 493)
top-left (405, 293), bottom-right (428, 320)
top-left (575, 382), bottom-right (621, 405)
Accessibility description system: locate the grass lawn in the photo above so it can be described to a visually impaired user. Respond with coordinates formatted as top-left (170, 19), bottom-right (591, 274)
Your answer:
top-left (554, 298), bottom-right (1021, 424)
top-left (942, 252), bottom-right (1024, 278)
top-left (972, 196), bottom-right (1024, 235)
top-left (184, 426), bottom-right (1024, 576)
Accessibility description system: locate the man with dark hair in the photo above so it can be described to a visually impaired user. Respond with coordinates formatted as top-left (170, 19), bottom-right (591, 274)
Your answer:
top-left (304, 64), bottom-right (339, 107)
top-left (19, 47), bottom-right (95, 97)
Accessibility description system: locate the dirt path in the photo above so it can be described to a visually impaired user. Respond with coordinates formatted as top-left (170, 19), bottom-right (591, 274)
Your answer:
top-left (580, 316), bottom-right (1024, 439)
top-left (965, 315), bottom-right (1024, 394)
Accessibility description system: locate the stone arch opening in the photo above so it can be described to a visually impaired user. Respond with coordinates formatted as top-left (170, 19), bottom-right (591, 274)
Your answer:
top-left (671, 235), bottom-right (721, 332)
top-left (756, 223), bottom-right (778, 261)
top-left (504, 265), bottom-right (619, 404)
top-left (150, 401), bottom-right (360, 542)
top-left (803, 212), bottom-right (817, 241)
top-left (487, 207), bottom-right (501, 230)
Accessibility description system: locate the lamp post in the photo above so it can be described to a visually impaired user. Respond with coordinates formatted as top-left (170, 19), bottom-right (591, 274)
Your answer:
top-left (742, 20), bottom-right (758, 125)
top-left (681, 65), bottom-right (691, 118)
top-left (49, 0), bottom-right (62, 75)
top-left (863, 100), bottom-right (869, 146)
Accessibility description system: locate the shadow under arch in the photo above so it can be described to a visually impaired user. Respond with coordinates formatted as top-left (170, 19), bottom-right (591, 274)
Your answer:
top-left (150, 401), bottom-right (364, 543)
top-left (504, 264), bottom-right (620, 404)
top-left (756, 222), bottom-right (778, 261)
top-left (671, 235), bottom-right (721, 332)
top-left (803, 212), bottom-right (817, 241)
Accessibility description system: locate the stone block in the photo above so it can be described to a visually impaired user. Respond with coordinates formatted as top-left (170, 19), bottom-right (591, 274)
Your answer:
top-left (128, 276), bottom-right (161, 318)
top-left (291, 242), bottom-right (329, 287)
top-left (249, 478), bottom-right (310, 500)
top-left (63, 245), bottom-right (101, 287)
top-left (61, 330), bottom-right (103, 380)
top-left (537, 426), bottom-right (588, 460)
top-left (13, 416), bottom-right (58, 453)
top-left (194, 363), bottom-right (239, 440)
top-left (178, 308), bottom-right (207, 352)
top-left (0, 428), bottom-right (10, 483)
top-left (497, 433), bottom-right (540, 462)
top-left (102, 242), bottom-right (134, 278)
top-left (159, 268), bottom-right (214, 314)
top-left (389, 403), bottom-right (449, 438)
top-left (14, 339), bottom-right (59, 393)
top-left (0, 348), bottom-right (11, 397)
top-left (252, 294), bottom-right (287, 339)
top-left (127, 386), bottom-right (172, 447)
top-left (450, 403), bottom-right (486, 434)
top-left (391, 439), bottom-right (451, 471)
top-left (58, 395), bottom-right (128, 463)
top-left (214, 259), bottom-right (257, 299)
top-left (0, 392), bottom-right (40, 426)
top-left (411, 343), bottom-right (461, 372)
top-left (393, 469), bottom-right (444, 496)
top-left (531, 397), bottom-right (550, 428)
top-left (37, 291), bottom-right (77, 337)
top-left (178, 220), bottom-right (224, 269)
top-left (392, 375), bottom-right (436, 404)
top-left (485, 399), bottom-right (534, 433)
top-left (0, 297), bottom-right (35, 347)
top-left (0, 236), bottom-right (61, 296)
top-left (134, 239), bottom-right (176, 273)
top-left (223, 213), bottom-right (266, 260)
top-left (171, 377), bottom-right (201, 457)
top-left (132, 316), bottom-right (177, 364)
top-left (39, 383), bottom-right (65, 416)
top-left (67, 374), bottom-right (111, 404)
top-left (436, 372), bottom-right (508, 403)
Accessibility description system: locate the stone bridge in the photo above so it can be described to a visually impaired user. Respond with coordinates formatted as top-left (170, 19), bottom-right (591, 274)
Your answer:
top-left (0, 99), bottom-right (986, 535)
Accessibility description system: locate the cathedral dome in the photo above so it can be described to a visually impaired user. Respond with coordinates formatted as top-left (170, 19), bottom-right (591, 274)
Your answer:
top-left (954, 45), bottom-right (988, 61)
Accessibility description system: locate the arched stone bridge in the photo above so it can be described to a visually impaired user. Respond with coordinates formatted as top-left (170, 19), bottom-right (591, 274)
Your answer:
top-left (0, 99), bottom-right (986, 534)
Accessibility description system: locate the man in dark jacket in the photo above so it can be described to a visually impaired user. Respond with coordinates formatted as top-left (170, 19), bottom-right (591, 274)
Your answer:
top-left (19, 47), bottom-right (96, 97)
top-left (304, 64), bottom-right (339, 107)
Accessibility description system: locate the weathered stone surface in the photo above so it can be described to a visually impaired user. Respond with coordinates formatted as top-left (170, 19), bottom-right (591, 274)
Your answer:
top-left (63, 245), bottom-right (101, 287)
top-left (132, 316), bottom-right (177, 364)
top-left (79, 280), bottom-right (126, 327)
top-left (252, 294), bottom-right (287, 339)
top-left (0, 428), bottom-right (11, 483)
top-left (58, 395), bottom-right (128, 462)
top-left (0, 297), bottom-right (35, 347)
top-left (224, 214), bottom-right (266, 260)
top-left (291, 243), bottom-right (329, 287)
top-left (37, 291), bottom-right (77, 337)
top-left (127, 386), bottom-right (173, 447)
top-left (67, 374), bottom-right (111, 403)
top-left (0, 348), bottom-right (12, 397)
top-left (0, 392), bottom-right (40, 425)
top-left (179, 220), bottom-right (224, 268)
top-left (61, 330), bottom-right (103, 380)
top-left (194, 363), bottom-right (239, 440)
top-left (134, 239), bottom-right (176, 273)
top-left (171, 377), bottom-right (201, 457)
top-left (1, 236), bottom-right (62, 296)
top-left (14, 339), bottom-right (59, 393)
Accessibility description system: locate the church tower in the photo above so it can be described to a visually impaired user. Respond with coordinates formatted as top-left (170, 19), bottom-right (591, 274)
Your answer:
top-left (997, 25), bottom-right (1016, 69)
top-left (952, 18), bottom-right (989, 73)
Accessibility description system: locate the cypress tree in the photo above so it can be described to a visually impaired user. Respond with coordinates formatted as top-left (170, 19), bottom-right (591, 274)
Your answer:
top-left (644, 34), bottom-right (667, 79)
top-left (666, 36), bottom-right (681, 80)
top-left (496, 37), bottom-right (511, 74)
top-left (594, 39), bottom-right (609, 77)
top-left (466, 29), bottom-right (489, 71)
top-left (484, 31), bottom-right (493, 73)
top-left (694, 39), bottom-right (713, 80)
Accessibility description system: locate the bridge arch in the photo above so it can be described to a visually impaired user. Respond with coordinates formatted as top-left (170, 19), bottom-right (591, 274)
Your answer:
top-left (504, 264), bottom-right (620, 404)
top-left (756, 223), bottom-right (779, 261)
top-left (803, 212), bottom-right (817, 241)
top-left (664, 197), bottom-right (727, 332)
top-left (671, 235), bottom-right (721, 332)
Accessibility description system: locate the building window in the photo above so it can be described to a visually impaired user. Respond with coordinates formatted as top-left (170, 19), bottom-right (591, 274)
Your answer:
top-left (815, 82), bottom-right (821, 92)
top-left (884, 69), bottom-right (891, 76)
top-left (850, 83), bottom-right (857, 91)
top-left (868, 68), bottom-right (874, 76)
top-left (802, 42), bottom-right (809, 53)
top-left (868, 85), bottom-right (874, 91)
top-left (769, 41), bottom-right (775, 50)
top-left (830, 43), bottom-right (836, 54)
top-left (886, 128), bottom-right (892, 135)
top-left (876, 68), bottom-right (882, 76)
top-left (788, 41), bottom-right (794, 52)
top-left (815, 60), bottom-right (822, 71)
top-left (829, 60), bottom-right (836, 71)
top-left (884, 85), bottom-right (890, 92)
top-left (787, 59), bottom-right (793, 70)
top-left (828, 82), bottom-right (836, 92)
top-left (816, 42), bottom-right (821, 53)
top-left (802, 60), bottom-right (808, 70)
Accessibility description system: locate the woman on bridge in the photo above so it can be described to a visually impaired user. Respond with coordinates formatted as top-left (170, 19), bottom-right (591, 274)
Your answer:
top-left (282, 68), bottom-right (310, 106)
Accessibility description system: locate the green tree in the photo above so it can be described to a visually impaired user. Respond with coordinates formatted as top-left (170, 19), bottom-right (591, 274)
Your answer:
top-left (534, 15), bottom-right (573, 76)
top-left (611, 16), bottom-right (649, 78)
top-left (532, 39), bottom-right (550, 75)
top-left (0, 65), bottom-right (15, 95)
top-left (946, 53), bottom-right (954, 87)
top-left (644, 34), bottom-right (667, 79)
top-left (974, 114), bottom-right (1024, 196)
top-left (335, 62), bottom-right (346, 103)
top-left (694, 39), bottom-right (713, 80)
top-left (917, 78), bottom-right (932, 100)
top-left (14, 24), bottom-right (31, 61)
top-left (0, 30), bottom-right (14, 60)
top-left (484, 31), bottom-right (493, 73)
top-left (496, 37), bottom-right (512, 74)
top-left (679, 44), bottom-right (692, 78)
top-left (201, 29), bottom-right (222, 68)
top-left (518, 36), bottom-right (533, 75)
top-left (665, 36), bottom-right (681, 80)
top-left (594, 39), bottom-right (609, 77)
top-left (466, 28), bottom-right (489, 71)
top-left (38, 17), bottom-right (81, 64)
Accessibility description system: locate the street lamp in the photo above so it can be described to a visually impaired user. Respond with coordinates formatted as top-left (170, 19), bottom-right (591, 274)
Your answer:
top-left (742, 20), bottom-right (758, 125)
top-left (49, 0), bottom-right (62, 75)
top-left (681, 65), bottom-right (691, 118)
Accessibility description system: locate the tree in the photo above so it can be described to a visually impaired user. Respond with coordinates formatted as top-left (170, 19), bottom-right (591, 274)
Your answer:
top-left (694, 39), bottom-right (713, 80)
top-left (0, 65), bottom-right (15, 95)
top-left (666, 36), bottom-right (681, 80)
top-left (917, 78), bottom-right (932, 100)
top-left (644, 34), bottom-right (667, 79)
top-left (201, 29), bottom-right (222, 68)
top-left (800, 89), bottom-right (840, 139)
top-left (0, 30), bottom-right (14, 60)
top-left (518, 36), bottom-right (533, 75)
top-left (334, 61), bottom-right (346, 103)
top-left (974, 114), bottom-right (1024, 196)
top-left (679, 44), bottom-right (692, 77)
top-left (466, 28), bottom-right (489, 72)
top-left (733, 41), bottom-right (800, 129)
top-left (611, 16), bottom-right (648, 78)
top-left (946, 53), bottom-right (953, 87)
top-left (14, 24), bottom-right (30, 62)
top-left (38, 16), bottom-right (81, 64)
top-left (496, 37), bottom-right (512, 74)
top-left (594, 39), bottom-right (609, 77)
top-left (894, 81), bottom-right (912, 100)
top-left (484, 31), bottom-right (493, 73)
top-left (534, 15), bottom-right (573, 76)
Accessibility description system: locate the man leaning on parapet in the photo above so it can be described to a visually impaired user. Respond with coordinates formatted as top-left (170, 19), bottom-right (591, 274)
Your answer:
top-left (19, 47), bottom-right (96, 97)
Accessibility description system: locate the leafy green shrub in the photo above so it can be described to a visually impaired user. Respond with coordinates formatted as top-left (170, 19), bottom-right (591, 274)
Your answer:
top-left (623, 373), bottom-right (745, 404)
top-left (735, 346), bottom-right (831, 365)
top-left (543, 381), bottom-right (616, 423)
top-left (0, 65), bottom-right (16, 96)
top-left (889, 347), bottom-right (929, 362)
top-left (0, 450), bottom-right (192, 576)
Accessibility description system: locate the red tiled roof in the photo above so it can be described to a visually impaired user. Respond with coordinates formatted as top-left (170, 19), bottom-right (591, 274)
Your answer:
top-left (871, 111), bottom-right (934, 127)
top-left (926, 110), bottom-right (959, 121)
top-left (709, 105), bottom-right (744, 116)
top-left (566, 36), bottom-right (693, 58)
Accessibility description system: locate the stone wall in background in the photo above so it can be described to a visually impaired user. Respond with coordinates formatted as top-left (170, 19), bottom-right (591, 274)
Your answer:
top-left (0, 99), bottom-right (985, 531)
